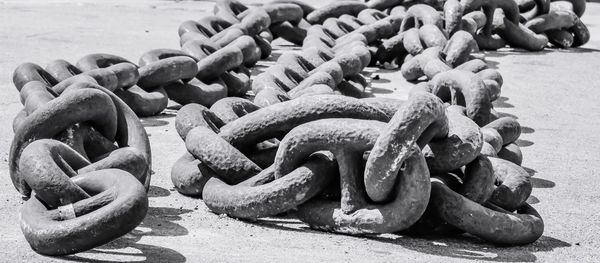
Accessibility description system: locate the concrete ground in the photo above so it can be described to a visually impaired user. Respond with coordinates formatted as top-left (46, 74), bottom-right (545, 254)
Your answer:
top-left (1, 0), bottom-right (599, 262)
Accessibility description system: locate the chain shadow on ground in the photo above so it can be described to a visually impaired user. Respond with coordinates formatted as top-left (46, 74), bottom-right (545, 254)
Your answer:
top-left (148, 185), bottom-right (171, 197)
top-left (523, 167), bottom-right (555, 189)
top-left (484, 47), bottom-right (600, 59)
top-left (485, 59), bottom-right (499, 69)
top-left (368, 86), bottom-right (395, 94)
top-left (140, 112), bottom-right (176, 127)
top-left (493, 96), bottom-right (514, 108)
top-left (59, 206), bottom-right (192, 263)
top-left (249, 216), bottom-right (569, 262)
top-left (370, 234), bottom-right (570, 262)
top-left (527, 195), bottom-right (540, 204)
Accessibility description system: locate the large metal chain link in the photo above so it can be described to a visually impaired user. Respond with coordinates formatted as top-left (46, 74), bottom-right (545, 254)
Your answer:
top-left (10, 77), bottom-right (151, 255)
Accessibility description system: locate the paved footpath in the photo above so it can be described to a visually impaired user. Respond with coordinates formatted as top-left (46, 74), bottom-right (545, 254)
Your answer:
top-left (0, 1), bottom-right (599, 262)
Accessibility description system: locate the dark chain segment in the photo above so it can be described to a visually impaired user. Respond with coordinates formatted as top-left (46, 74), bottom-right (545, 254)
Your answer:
top-left (10, 79), bottom-right (151, 255)
top-left (170, 0), bottom-right (551, 247)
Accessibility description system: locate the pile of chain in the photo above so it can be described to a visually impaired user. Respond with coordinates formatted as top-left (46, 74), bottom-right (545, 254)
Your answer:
top-left (10, 66), bottom-right (152, 255)
top-left (174, 92), bottom-right (541, 245)
top-left (169, 0), bottom-right (545, 247)
top-left (10, 0), bottom-right (591, 256)
top-left (367, 0), bottom-right (589, 50)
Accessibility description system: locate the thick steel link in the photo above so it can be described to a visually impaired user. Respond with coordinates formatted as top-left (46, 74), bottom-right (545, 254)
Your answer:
top-left (10, 75), bottom-right (151, 255)
top-left (21, 168), bottom-right (148, 256)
